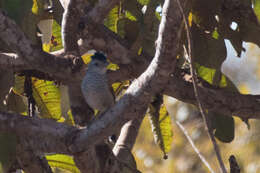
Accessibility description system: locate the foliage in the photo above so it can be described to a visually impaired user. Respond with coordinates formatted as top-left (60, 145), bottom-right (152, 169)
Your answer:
top-left (1, 0), bottom-right (260, 172)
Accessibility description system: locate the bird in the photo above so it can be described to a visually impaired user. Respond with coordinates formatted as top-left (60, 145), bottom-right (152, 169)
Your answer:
top-left (81, 52), bottom-right (115, 115)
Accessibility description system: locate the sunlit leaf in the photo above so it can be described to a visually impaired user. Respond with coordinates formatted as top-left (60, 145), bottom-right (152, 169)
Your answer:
top-left (149, 101), bottom-right (173, 158)
top-left (122, 0), bottom-right (142, 19)
top-left (137, 0), bottom-right (150, 5)
top-left (32, 78), bottom-right (61, 119)
top-left (50, 20), bottom-right (63, 52)
top-left (253, 0), bottom-right (260, 21)
top-left (104, 6), bottom-right (120, 33)
top-left (112, 80), bottom-right (130, 97)
top-left (65, 110), bottom-right (75, 126)
top-left (82, 53), bottom-right (93, 64)
top-left (188, 12), bottom-right (192, 27)
top-left (195, 63), bottom-right (237, 142)
top-left (13, 76), bottom-right (61, 120)
top-left (212, 28), bottom-right (219, 39)
top-left (46, 154), bottom-right (80, 173)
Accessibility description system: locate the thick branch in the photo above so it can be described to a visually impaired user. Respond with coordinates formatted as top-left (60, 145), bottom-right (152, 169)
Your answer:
top-left (112, 118), bottom-right (144, 167)
top-left (69, 0), bottom-right (183, 153)
top-left (0, 111), bottom-right (76, 154)
top-left (0, 53), bottom-right (28, 71)
top-left (0, 10), bottom-right (77, 82)
top-left (61, 0), bottom-right (81, 54)
top-left (78, 2), bottom-right (260, 120)
top-left (16, 142), bottom-right (52, 173)
top-left (164, 72), bottom-right (260, 119)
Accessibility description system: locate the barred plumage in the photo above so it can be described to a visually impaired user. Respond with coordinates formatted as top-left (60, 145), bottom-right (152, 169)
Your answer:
top-left (81, 52), bottom-right (114, 113)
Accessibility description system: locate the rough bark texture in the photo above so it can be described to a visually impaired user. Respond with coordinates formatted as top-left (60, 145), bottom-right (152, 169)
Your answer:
top-left (0, 0), bottom-right (260, 172)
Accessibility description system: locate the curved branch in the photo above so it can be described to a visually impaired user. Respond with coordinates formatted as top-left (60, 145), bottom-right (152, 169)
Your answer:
top-left (0, 53), bottom-right (28, 71)
top-left (69, 0), bottom-right (183, 153)
top-left (0, 10), bottom-right (78, 83)
top-left (61, 0), bottom-right (81, 54)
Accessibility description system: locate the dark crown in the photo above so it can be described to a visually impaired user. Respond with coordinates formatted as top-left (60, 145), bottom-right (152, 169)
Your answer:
top-left (91, 52), bottom-right (107, 63)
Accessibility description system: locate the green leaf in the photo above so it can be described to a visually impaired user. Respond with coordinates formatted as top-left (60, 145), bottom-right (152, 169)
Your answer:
top-left (104, 6), bottom-right (120, 33)
top-left (148, 98), bottom-right (173, 158)
top-left (212, 28), bottom-right (219, 39)
top-left (192, 24), bottom-right (227, 69)
top-left (195, 64), bottom-right (237, 142)
top-left (1, 0), bottom-right (50, 44)
top-left (13, 76), bottom-right (62, 120)
top-left (32, 78), bottom-right (61, 119)
top-left (122, 0), bottom-right (143, 20)
top-left (0, 0), bottom-right (33, 24)
top-left (65, 110), bottom-right (75, 126)
top-left (137, 0), bottom-right (150, 5)
top-left (0, 133), bottom-right (16, 172)
top-left (49, 20), bottom-right (63, 52)
top-left (210, 112), bottom-right (235, 143)
top-left (253, 0), bottom-right (260, 21)
top-left (46, 154), bottom-right (80, 173)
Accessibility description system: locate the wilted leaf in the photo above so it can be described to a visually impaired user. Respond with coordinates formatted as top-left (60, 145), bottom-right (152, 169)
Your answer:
top-left (49, 20), bottom-right (63, 52)
top-left (46, 154), bottom-right (80, 173)
top-left (148, 97), bottom-right (173, 158)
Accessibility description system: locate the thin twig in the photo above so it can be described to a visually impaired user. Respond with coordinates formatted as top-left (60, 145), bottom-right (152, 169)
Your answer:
top-left (175, 0), bottom-right (227, 172)
top-left (175, 121), bottom-right (215, 173)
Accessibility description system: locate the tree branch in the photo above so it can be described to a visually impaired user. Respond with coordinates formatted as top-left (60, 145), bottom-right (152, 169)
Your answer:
top-left (0, 111), bottom-right (76, 154)
top-left (175, 121), bottom-right (215, 173)
top-left (0, 10), bottom-right (80, 83)
top-left (69, 0), bottom-right (183, 153)
top-left (61, 0), bottom-right (81, 54)
top-left (176, 0), bottom-right (227, 172)
top-left (0, 0), bottom-right (259, 124)
top-left (16, 142), bottom-right (53, 173)
top-left (0, 53), bottom-right (28, 71)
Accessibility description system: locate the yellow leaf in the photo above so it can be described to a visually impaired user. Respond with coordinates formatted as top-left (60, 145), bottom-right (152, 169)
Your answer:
top-left (188, 12), bottom-right (193, 27)
top-left (46, 154), bottom-right (80, 173)
top-left (32, 78), bottom-right (61, 119)
top-left (149, 103), bottom-right (173, 158)
top-left (13, 76), bottom-right (62, 120)
top-left (82, 53), bottom-right (92, 64)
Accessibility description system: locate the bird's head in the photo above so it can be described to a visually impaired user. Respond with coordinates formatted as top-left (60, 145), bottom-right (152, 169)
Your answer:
top-left (88, 52), bottom-right (109, 74)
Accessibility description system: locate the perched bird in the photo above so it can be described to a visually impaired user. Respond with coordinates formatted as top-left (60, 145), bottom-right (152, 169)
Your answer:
top-left (81, 52), bottom-right (115, 114)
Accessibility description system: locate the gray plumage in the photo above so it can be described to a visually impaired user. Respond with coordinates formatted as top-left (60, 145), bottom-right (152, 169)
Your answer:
top-left (81, 52), bottom-right (114, 113)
